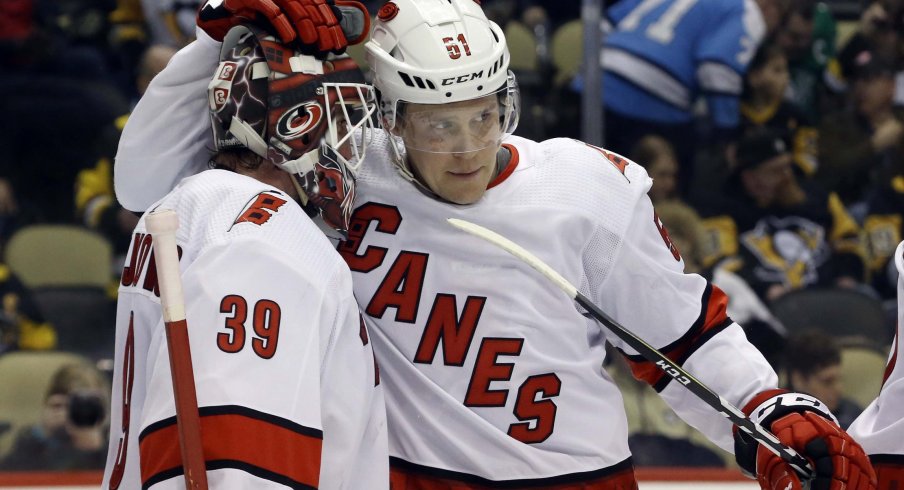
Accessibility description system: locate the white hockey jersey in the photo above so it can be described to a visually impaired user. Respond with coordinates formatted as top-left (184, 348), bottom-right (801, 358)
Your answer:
top-left (101, 170), bottom-right (387, 489)
top-left (847, 240), bottom-right (904, 461)
top-left (112, 35), bottom-right (782, 487)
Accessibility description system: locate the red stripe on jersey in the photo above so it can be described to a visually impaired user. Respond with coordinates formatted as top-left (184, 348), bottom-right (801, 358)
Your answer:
top-left (883, 331), bottom-right (898, 386)
top-left (487, 144), bottom-right (520, 189)
top-left (621, 283), bottom-right (732, 390)
top-left (389, 457), bottom-right (637, 489)
top-left (139, 406), bottom-right (322, 488)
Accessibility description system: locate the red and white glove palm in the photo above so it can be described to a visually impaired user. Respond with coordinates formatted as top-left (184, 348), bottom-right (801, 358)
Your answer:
top-left (197, 0), bottom-right (368, 57)
top-left (735, 390), bottom-right (877, 490)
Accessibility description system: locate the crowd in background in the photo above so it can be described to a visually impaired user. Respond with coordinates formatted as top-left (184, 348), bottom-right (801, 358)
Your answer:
top-left (0, 0), bottom-right (900, 471)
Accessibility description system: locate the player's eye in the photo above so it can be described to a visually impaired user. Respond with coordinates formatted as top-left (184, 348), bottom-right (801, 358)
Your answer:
top-left (430, 120), bottom-right (454, 131)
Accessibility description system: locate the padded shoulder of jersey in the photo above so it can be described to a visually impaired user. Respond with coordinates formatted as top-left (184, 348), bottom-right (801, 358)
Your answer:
top-left (154, 169), bottom-right (346, 280)
top-left (496, 137), bottom-right (654, 252)
top-left (514, 136), bottom-right (652, 210)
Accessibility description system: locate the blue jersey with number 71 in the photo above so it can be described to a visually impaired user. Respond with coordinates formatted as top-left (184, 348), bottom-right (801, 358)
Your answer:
top-left (599, 0), bottom-right (766, 128)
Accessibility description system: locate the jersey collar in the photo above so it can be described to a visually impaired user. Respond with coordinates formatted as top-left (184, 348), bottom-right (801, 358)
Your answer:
top-left (487, 144), bottom-right (519, 189)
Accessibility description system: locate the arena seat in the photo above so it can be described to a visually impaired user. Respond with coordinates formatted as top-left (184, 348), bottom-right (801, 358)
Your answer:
top-left (770, 287), bottom-right (892, 347)
top-left (5, 225), bottom-right (115, 358)
top-left (5, 225), bottom-right (112, 289)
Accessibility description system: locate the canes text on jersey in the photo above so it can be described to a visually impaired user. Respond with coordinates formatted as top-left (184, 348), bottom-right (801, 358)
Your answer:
top-left (339, 202), bottom-right (561, 444)
top-left (121, 232), bottom-right (183, 296)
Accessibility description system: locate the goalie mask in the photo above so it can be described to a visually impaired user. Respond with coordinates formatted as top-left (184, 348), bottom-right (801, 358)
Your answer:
top-left (209, 24), bottom-right (377, 235)
top-left (364, 0), bottom-right (520, 179)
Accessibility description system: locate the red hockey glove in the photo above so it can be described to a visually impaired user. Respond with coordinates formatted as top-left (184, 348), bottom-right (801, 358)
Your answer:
top-left (734, 390), bottom-right (877, 490)
top-left (197, 0), bottom-right (369, 57)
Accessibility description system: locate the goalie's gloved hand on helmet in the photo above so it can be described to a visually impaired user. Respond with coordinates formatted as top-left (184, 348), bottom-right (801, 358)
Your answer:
top-left (734, 390), bottom-right (877, 490)
top-left (197, 0), bottom-right (369, 57)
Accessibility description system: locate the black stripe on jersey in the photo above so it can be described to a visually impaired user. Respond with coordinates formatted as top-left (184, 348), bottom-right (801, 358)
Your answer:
top-left (138, 404), bottom-right (324, 443)
top-left (141, 466), bottom-right (184, 489)
top-left (650, 317), bottom-right (732, 393)
top-left (389, 456), bottom-right (634, 487)
top-left (871, 454), bottom-right (904, 465)
top-left (620, 283), bottom-right (733, 392)
top-left (141, 461), bottom-right (318, 490)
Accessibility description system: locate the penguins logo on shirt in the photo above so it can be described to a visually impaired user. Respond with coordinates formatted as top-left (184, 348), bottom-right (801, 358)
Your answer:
top-left (741, 216), bottom-right (829, 288)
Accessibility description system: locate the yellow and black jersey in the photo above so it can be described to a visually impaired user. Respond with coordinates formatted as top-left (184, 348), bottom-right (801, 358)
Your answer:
top-left (0, 264), bottom-right (56, 351)
top-left (864, 175), bottom-right (904, 299)
top-left (741, 99), bottom-right (819, 177)
top-left (698, 183), bottom-right (866, 299)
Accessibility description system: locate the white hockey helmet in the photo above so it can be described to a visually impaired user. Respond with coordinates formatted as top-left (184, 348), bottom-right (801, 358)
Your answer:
top-left (364, 0), bottom-right (519, 164)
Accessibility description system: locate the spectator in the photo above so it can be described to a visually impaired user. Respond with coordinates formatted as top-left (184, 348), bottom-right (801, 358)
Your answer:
top-left (784, 330), bottom-right (863, 429)
top-left (629, 135), bottom-right (680, 204)
top-left (697, 128), bottom-right (867, 302)
top-left (837, 0), bottom-right (903, 87)
top-left (578, 0), bottom-right (785, 196)
top-left (741, 39), bottom-right (819, 176)
top-left (0, 263), bottom-right (56, 353)
top-left (75, 44), bottom-right (176, 265)
top-left (133, 44), bottom-right (175, 100)
top-left (775, 1), bottom-right (842, 122)
top-left (817, 49), bottom-right (904, 212)
top-left (0, 363), bottom-right (108, 470)
top-left (862, 144), bottom-right (904, 300)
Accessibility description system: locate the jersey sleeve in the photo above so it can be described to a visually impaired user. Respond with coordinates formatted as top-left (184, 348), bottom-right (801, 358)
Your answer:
top-left (696, 0), bottom-right (765, 129)
top-left (114, 28), bottom-right (220, 212)
top-left (138, 235), bottom-right (342, 488)
top-left (598, 193), bottom-right (777, 452)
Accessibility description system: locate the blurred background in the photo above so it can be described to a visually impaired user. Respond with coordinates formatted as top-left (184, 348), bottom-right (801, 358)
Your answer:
top-left (0, 0), bottom-right (900, 484)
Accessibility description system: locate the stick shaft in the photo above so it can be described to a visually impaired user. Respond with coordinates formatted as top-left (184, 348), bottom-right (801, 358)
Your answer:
top-left (447, 218), bottom-right (814, 479)
top-left (147, 210), bottom-right (209, 490)
top-left (573, 293), bottom-right (813, 477)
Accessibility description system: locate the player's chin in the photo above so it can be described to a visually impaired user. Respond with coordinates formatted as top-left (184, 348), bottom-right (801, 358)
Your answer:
top-left (439, 181), bottom-right (488, 205)
top-left (435, 171), bottom-right (490, 204)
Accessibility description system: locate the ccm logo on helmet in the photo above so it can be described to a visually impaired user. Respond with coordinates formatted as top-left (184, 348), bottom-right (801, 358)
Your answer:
top-left (276, 102), bottom-right (323, 139)
top-left (441, 71), bottom-right (484, 86)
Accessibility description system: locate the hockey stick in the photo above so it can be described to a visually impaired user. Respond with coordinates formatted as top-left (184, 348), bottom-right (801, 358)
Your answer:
top-left (447, 218), bottom-right (815, 481)
top-left (147, 209), bottom-right (209, 490)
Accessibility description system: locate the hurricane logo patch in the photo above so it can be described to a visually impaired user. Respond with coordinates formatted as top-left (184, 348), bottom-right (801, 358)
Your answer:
top-left (276, 102), bottom-right (323, 139)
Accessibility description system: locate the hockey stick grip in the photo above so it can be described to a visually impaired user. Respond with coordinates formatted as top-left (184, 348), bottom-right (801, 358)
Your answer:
top-left (147, 209), bottom-right (185, 323)
top-left (147, 209), bottom-right (209, 490)
top-left (447, 218), bottom-right (815, 481)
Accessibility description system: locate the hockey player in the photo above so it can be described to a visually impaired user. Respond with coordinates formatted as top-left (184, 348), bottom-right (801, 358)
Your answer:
top-left (101, 24), bottom-right (387, 489)
top-left (848, 240), bottom-right (904, 489)
top-left (112, 0), bottom-right (876, 488)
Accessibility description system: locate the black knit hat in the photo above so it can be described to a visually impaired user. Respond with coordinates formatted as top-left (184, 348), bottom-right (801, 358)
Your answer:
top-left (735, 128), bottom-right (789, 172)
